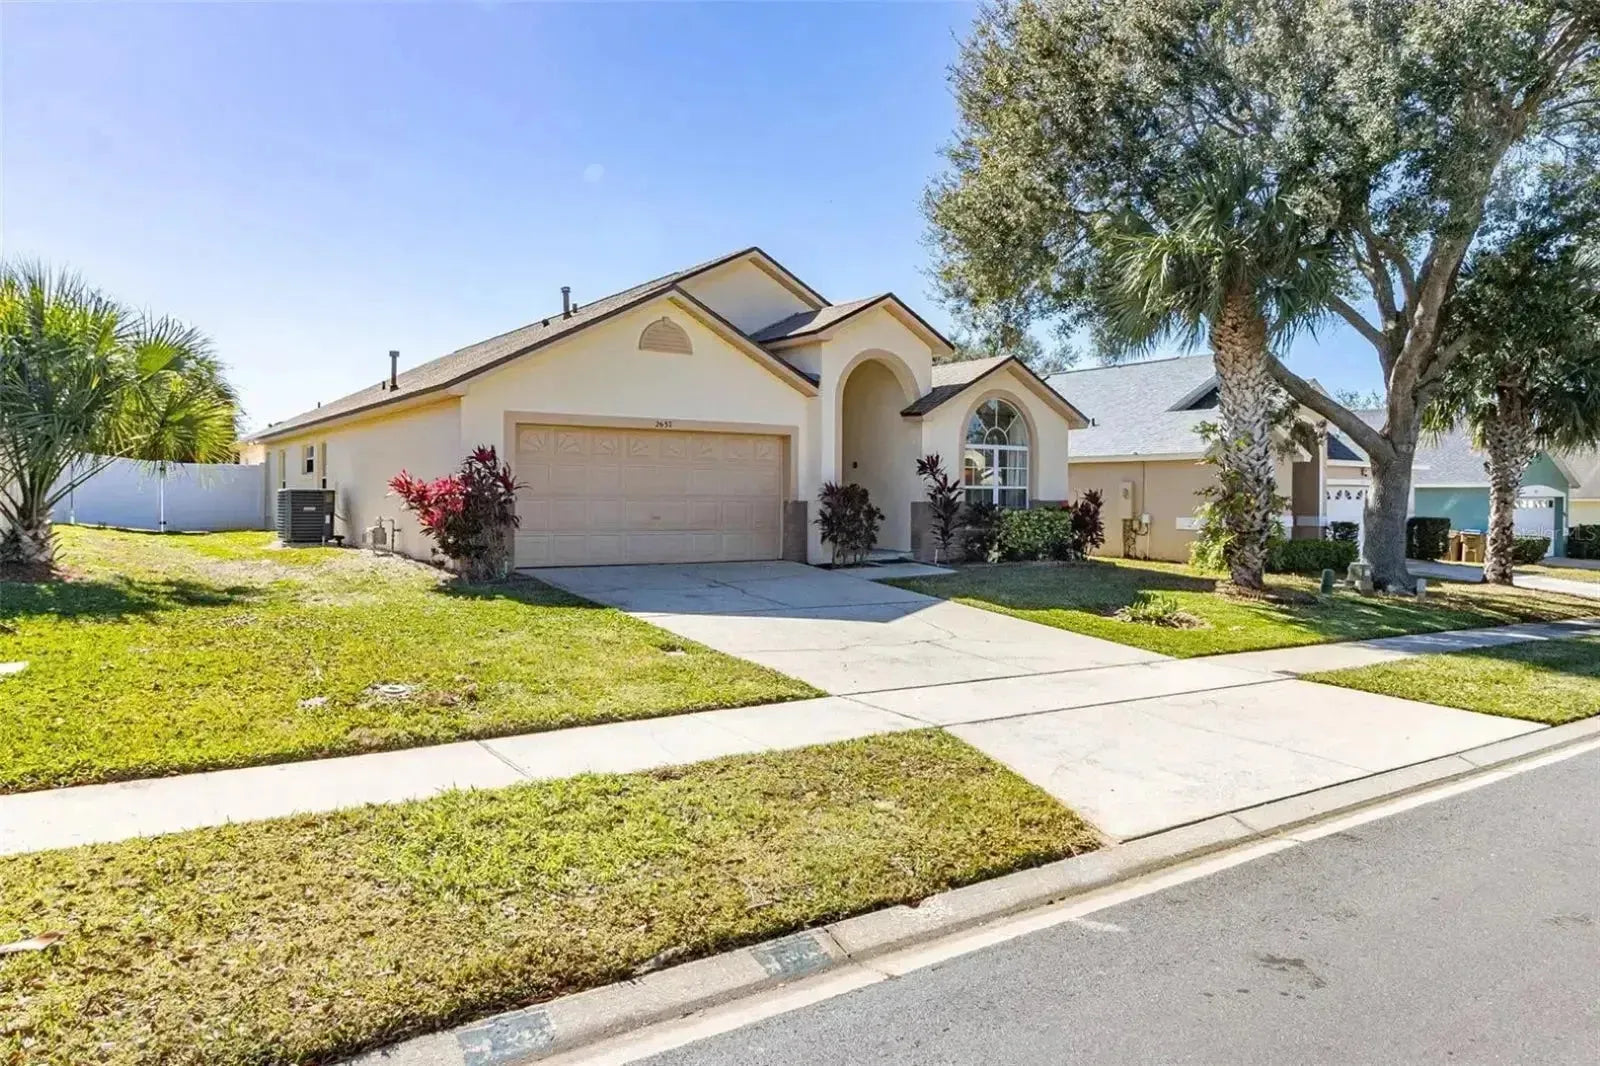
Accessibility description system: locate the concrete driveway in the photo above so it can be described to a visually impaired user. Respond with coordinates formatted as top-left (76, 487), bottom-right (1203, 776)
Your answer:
top-left (526, 561), bottom-right (1549, 841)
top-left (524, 561), bottom-right (1160, 694)
top-left (1410, 559), bottom-right (1600, 599)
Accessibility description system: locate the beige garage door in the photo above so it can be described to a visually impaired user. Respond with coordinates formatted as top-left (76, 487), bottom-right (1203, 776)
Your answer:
top-left (513, 424), bottom-right (784, 567)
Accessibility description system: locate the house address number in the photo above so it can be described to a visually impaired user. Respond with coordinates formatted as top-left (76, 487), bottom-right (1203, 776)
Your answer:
top-left (654, 420), bottom-right (674, 429)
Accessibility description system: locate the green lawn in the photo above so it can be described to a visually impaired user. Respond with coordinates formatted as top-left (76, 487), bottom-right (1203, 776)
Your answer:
top-left (1520, 563), bottom-right (1600, 584)
top-left (890, 558), bottom-right (1598, 658)
top-left (1305, 634), bottom-right (1600, 725)
top-left (0, 731), bottom-right (1096, 1066)
top-left (0, 527), bottom-right (817, 793)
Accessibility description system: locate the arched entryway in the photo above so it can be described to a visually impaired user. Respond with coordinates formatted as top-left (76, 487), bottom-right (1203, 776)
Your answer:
top-left (840, 354), bottom-right (918, 552)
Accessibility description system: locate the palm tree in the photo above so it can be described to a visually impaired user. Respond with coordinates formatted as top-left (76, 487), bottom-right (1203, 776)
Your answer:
top-left (0, 263), bottom-right (240, 568)
top-left (1092, 158), bottom-right (1335, 590)
top-left (1428, 230), bottom-right (1600, 584)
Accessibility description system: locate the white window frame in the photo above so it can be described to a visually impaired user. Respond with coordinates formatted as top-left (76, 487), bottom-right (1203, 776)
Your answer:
top-left (277, 450), bottom-right (287, 489)
top-left (963, 398), bottom-right (1030, 508)
top-left (302, 444), bottom-right (316, 476)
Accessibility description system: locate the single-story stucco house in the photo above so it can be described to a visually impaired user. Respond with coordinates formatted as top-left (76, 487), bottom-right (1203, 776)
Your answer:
top-left (246, 247), bottom-right (1087, 568)
top-left (1049, 353), bottom-right (1579, 562)
top-left (1563, 449), bottom-right (1600, 528)
top-left (1326, 416), bottom-right (1579, 557)
top-left (1046, 355), bottom-right (1309, 561)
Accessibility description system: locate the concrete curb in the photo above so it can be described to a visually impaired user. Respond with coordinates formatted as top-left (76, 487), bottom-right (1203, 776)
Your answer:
top-left (349, 714), bottom-right (1600, 1066)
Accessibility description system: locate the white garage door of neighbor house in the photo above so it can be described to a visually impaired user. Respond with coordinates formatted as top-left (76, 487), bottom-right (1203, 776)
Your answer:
top-left (513, 424), bottom-right (784, 568)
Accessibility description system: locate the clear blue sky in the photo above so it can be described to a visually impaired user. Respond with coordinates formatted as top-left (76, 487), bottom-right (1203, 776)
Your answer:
top-left (2, 1), bottom-right (1384, 431)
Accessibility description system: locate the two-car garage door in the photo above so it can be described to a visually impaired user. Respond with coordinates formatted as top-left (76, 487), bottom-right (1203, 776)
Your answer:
top-left (513, 424), bottom-right (784, 568)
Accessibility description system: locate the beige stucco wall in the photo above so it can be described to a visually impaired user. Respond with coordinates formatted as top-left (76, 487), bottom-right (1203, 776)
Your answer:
top-left (677, 259), bottom-right (816, 335)
top-left (457, 297), bottom-right (819, 557)
top-left (841, 359), bottom-right (917, 550)
top-left (918, 364), bottom-right (1072, 504)
top-left (265, 398), bottom-right (462, 559)
top-left (1066, 455), bottom-right (1294, 562)
top-left (1572, 499), bottom-right (1600, 526)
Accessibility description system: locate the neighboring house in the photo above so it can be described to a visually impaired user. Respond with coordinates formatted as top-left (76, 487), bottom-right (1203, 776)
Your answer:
top-left (1327, 417), bottom-right (1578, 557)
top-left (1562, 449), bottom-right (1600, 528)
top-left (245, 247), bottom-right (1086, 568)
top-left (1049, 353), bottom-right (1577, 562)
top-left (1047, 355), bottom-right (1313, 561)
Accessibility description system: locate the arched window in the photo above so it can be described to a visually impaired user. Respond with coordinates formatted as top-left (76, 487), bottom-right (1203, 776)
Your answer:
top-left (638, 317), bottom-right (693, 354)
top-left (963, 398), bottom-right (1029, 508)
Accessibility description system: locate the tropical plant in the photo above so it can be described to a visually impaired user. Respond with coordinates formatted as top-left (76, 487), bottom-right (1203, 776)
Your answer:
top-left (915, 454), bottom-right (965, 562)
top-left (1425, 182), bottom-right (1600, 583)
top-left (961, 500), bottom-right (1002, 562)
top-left (389, 446), bottom-right (521, 581)
top-left (0, 263), bottom-right (239, 568)
top-left (1116, 590), bottom-right (1202, 629)
top-left (1067, 489), bottom-right (1105, 556)
top-left (814, 482), bottom-right (884, 566)
top-left (926, 0), bottom-right (1599, 589)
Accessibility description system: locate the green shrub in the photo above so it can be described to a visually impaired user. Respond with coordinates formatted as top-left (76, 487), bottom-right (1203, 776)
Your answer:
top-left (962, 502), bottom-right (1002, 561)
top-left (1511, 535), bottom-right (1551, 565)
top-left (1406, 517), bottom-right (1451, 560)
top-left (1267, 537), bottom-right (1359, 574)
top-left (996, 507), bottom-right (1075, 561)
top-left (1189, 503), bottom-right (1288, 572)
top-left (1568, 524), bottom-right (1600, 560)
top-left (1327, 521), bottom-right (1359, 543)
top-left (1116, 590), bottom-right (1203, 628)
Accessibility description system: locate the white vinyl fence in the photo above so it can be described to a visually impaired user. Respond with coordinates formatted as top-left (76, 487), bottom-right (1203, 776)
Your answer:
top-left (53, 458), bottom-right (269, 532)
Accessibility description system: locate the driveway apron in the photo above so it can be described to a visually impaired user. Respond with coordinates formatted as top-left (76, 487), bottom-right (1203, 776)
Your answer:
top-left (523, 562), bottom-right (1162, 694)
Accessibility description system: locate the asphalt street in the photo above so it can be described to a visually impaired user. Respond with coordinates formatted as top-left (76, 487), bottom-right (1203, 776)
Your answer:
top-left (643, 746), bottom-right (1600, 1065)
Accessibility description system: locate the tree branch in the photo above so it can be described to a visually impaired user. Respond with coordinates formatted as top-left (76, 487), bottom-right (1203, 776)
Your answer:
top-left (1329, 295), bottom-right (1388, 353)
top-left (1264, 352), bottom-right (1395, 464)
top-left (1355, 218), bottom-right (1398, 328)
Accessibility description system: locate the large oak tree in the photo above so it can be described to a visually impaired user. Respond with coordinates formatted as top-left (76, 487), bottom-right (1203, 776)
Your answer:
top-left (927, 0), bottom-right (1598, 588)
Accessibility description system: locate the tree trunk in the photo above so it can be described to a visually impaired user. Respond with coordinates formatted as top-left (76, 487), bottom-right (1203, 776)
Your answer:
top-left (1482, 399), bottom-right (1536, 586)
top-left (1364, 445), bottom-right (1414, 592)
top-left (1209, 287), bottom-right (1277, 592)
top-left (0, 516), bottom-right (56, 568)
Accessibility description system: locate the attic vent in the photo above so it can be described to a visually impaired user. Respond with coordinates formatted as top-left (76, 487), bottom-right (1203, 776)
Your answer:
top-left (638, 316), bottom-right (693, 355)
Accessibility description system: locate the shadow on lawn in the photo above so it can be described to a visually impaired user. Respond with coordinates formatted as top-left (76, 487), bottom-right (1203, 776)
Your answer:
top-left (435, 574), bottom-right (609, 611)
top-left (0, 574), bottom-right (262, 625)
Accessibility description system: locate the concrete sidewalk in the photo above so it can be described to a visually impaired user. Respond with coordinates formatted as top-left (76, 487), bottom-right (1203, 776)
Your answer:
top-left (7, 616), bottom-right (1594, 856)
top-left (1206, 616), bottom-right (1600, 676)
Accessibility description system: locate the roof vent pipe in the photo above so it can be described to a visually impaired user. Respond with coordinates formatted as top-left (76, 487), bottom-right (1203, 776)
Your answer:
top-left (561, 286), bottom-right (572, 319)
top-left (389, 349), bottom-right (399, 390)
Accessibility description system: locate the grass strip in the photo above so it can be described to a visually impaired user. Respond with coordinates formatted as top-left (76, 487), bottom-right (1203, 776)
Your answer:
top-left (1304, 633), bottom-right (1600, 725)
top-left (0, 731), bottom-right (1096, 1065)
top-left (890, 558), bottom-right (1596, 657)
top-left (0, 528), bottom-right (817, 793)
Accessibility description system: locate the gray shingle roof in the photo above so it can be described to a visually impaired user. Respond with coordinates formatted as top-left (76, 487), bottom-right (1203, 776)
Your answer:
top-left (1561, 449), bottom-right (1600, 498)
top-left (748, 296), bottom-right (881, 341)
top-left (1327, 412), bottom-right (1582, 489)
top-left (252, 247), bottom-right (797, 442)
top-left (901, 356), bottom-right (1011, 416)
top-left (1045, 355), bottom-right (1219, 458)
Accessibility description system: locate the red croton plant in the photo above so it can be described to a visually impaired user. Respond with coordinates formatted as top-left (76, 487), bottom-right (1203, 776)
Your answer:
top-left (389, 446), bottom-right (521, 581)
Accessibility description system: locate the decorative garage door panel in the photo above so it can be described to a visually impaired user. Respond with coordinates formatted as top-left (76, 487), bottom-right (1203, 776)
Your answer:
top-left (513, 425), bottom-right (783, 567)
